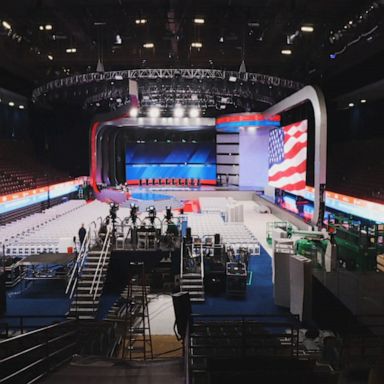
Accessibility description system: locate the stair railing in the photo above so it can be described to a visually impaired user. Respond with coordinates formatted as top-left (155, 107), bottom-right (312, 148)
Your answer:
top-left (89, 226), bottom-right (112, 300)
top-left (65, 225), bottom-right (92, 298)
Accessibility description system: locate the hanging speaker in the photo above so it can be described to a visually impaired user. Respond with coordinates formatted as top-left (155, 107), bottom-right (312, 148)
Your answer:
top-left (214, 233), bottom-right (221, 244)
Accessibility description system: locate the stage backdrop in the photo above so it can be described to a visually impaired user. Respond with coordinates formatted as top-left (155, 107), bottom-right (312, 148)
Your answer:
top-left (125, 141), bottom-right (216, 182)
top-left (268, 120), bottom-right (308, 196)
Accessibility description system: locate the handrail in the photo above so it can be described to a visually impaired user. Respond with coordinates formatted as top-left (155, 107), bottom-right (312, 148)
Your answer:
top-left (180, 239), bottom-right (184, 279)
top-left (65, 226), bottom-right (91, 297)
top-left (89, 226), bottom-right (111, 299)
top-left (92, 234), bottom-right (111, 301)
top-left (200, 244), bottom-right (204, 280)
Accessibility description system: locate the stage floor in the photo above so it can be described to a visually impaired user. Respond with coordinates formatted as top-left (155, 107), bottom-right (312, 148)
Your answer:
top-left (96, 185), bottom-right (264, 208)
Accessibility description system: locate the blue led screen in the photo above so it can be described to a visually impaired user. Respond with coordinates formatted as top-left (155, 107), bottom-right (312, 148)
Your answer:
top-left (125, 142), bottom-right (216, 180)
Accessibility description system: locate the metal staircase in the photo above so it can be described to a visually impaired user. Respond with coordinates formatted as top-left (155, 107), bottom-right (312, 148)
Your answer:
top-left (180, 239), bottom-right (205, 302)
top-left (66, 226), bottom-right (112, 319)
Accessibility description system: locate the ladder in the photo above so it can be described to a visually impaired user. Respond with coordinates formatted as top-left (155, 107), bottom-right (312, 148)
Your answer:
top-left (118, 262), bottom-right (153, 360)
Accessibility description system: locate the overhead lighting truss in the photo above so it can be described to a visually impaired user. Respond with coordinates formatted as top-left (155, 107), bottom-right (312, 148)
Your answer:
top-left (32, 68), bottom-right (303, 103)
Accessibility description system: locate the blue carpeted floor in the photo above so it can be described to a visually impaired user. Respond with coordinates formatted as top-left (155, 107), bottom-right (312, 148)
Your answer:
top-left (3, 246), bottom-right (285, 329)
top-left (192, 246), bottom-right (288, 316)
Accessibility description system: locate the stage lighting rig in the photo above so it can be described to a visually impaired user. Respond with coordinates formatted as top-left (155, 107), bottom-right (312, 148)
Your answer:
top-left (147, 205), bottom-right (157, 225)
top-left (109, 202), bottom-right (119, 238)
top-left (130, 203), bottom-right (139, 226)
top-left (165, 206), bottom-right (173, 221)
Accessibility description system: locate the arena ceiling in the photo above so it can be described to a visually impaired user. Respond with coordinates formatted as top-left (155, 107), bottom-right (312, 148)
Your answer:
top-left (0, 0), bottom-right (383, 97)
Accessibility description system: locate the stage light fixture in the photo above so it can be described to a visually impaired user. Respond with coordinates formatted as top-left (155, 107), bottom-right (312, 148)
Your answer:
top-left (39, 25), bottom-right (44, 31)
top-left (194, 18), bottom-right (205, 24)
top-left (19, 105), bottom-right (25, 109)
top-left (361, 99), bottom-right (367, 103)
top-left (191, 42), bottom-right (202, 48)
top-left (148, 106), bottom-right (160, 118)
top-left (8, 101), bottom-right (15, 107)
top-left (115, 34), bottom-right (122, 45)
top-left (173, 105), bottom-right (184, 118)
top-left (143, 42), bottom-right (154, 48)
top-left (48, 54), bottom-right (53, 61)
top-left (349, 102), bottom-right (355, 107)
top-left (2, 21), bottom-right (11, 30)
top-left (229, 76), bottom-right (237, 82)
top-left (45, 24), bottom-right (53, 30)
top-left (301, 25), bottom-right (314, 32)
top-left (189, 107), bottom-right (200, 118)
top-left (281, 49), bottom-right (292, 55)
top-left (219, 36), bottom-right (224, 43)
top-left (114, 74), bottom-right (123, 80)
top-left (66, 48), bottom-right (77, 53)
top-left (129, 107), bottom-right (139, 117)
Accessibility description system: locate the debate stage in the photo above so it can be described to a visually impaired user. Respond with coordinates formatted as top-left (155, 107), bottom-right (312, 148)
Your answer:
top-left (95, 184), bottom-right (263, 212)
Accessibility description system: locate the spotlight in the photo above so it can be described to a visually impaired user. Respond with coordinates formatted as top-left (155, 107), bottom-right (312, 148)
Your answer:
top-left (301, 25), bottom-right (314, 32)
top-left (194, 18), bottom-right (205, 24)
top-left (173, 105), bottom-right (184, 118)
top-left (39, 25), bottom-right (44, 31)
top-left (47, 54), bottom-right (54, 61)
top-left (2, 21), bottom-right (11, 30)
top-left (229, 75), bottom-right (237, 82)
top-left (45, 24), bottom-right (53, 30)
top-left (219, 36), bottom-right (224, 43)
top-left (19, 105), bottom-right (24, 109)
top-left (348, 102), bottom-right (355, 107)
top-left (143, 42), bottom-right (154, 48)
top-left (129, 107), bottom-right (139, 117)
top-left (148, 106), bottom-right (160, 118)
top-left (281, 49), bottom-right (292, 55)
top-left (8, 101), bottom-right (15, 107)
top-left (191, 42), bottom-right (202, 48)
top-left (360, 99), bottom-right (367, 103)
top-left (66, 48), bottom-right (77, 53)
top-left (165, 206), bottom-right (173, 221)
top-left (329, 53), bottom-right (336, 59)
top-left (115, 34), bottom-right (122, 45)
top-left (189, 107), bottom-right (200, 118)
top-left (140, 19), bottom-right (147, 24)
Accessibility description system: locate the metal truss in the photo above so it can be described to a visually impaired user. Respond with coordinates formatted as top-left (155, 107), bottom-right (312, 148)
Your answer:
top-left (32, 68), bottom-right (304, 102)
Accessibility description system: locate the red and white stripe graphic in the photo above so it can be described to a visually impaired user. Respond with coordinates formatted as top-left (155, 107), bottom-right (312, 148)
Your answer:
top-left (268, 120), bottom-right (308, 195)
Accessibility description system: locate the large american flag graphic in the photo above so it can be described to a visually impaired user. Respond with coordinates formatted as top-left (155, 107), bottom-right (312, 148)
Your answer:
top-left (268, 120), bottom-right (308, 195)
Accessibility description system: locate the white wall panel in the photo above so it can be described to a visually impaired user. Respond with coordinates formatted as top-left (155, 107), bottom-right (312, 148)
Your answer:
top-left (217, 155), bottom-right (240, 164)
top-left (217, 165), bottom-right (239, 174)
top-left (216, 144), bottom-right (239, 154)
top-left (216, 134), bottom-right (239, 143)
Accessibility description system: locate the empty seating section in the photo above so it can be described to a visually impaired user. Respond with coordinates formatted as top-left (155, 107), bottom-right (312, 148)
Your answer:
top-left (1, 200), bottom-right (109, 256)
top-left (0, 140), bottom-right (70, 196)
top-left (186, 213), bottom-right (260, 253)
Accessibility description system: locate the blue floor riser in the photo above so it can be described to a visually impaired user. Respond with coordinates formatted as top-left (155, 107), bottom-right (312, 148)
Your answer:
top-left (3, 246), bottom-right (284, 328)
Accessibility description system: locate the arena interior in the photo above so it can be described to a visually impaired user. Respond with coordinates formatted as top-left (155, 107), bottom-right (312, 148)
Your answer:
top-left (1, 1), bottom-right (384, 383)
